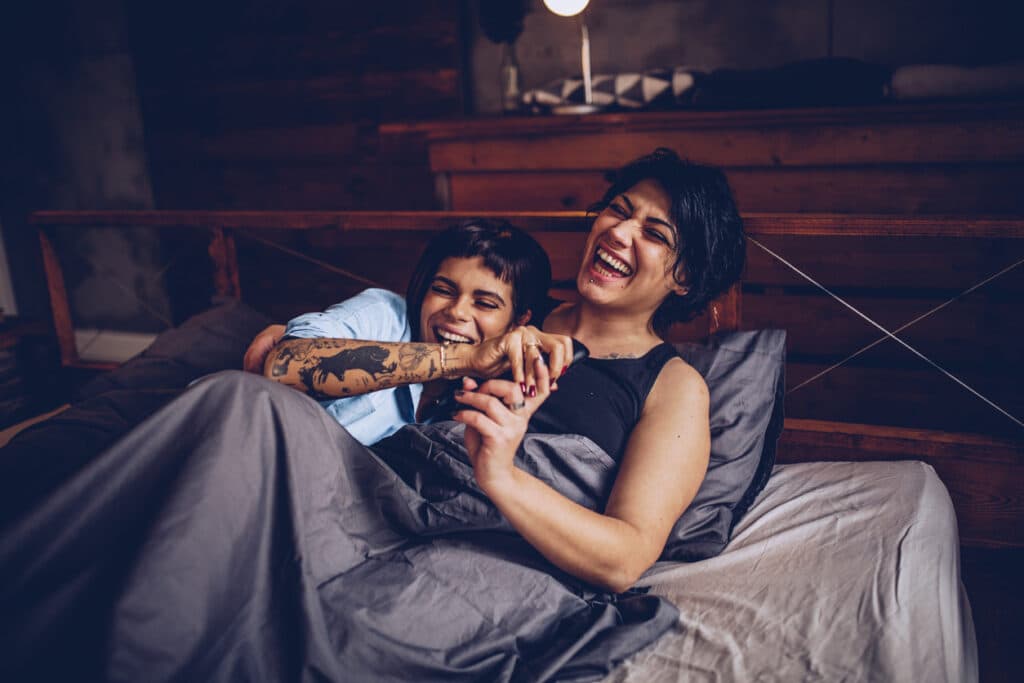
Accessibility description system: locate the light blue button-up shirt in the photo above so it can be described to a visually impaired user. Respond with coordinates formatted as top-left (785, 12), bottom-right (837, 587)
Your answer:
top-left (284, 288), bottom-right (423, 446)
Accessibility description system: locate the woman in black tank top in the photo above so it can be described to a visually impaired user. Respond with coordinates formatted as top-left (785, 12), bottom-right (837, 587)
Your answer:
top-left (446, 149), bottom-right (747, 593)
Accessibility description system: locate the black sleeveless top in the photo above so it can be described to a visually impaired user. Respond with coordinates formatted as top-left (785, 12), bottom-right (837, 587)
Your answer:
top-left (528, 342), bottom-right (680, 462)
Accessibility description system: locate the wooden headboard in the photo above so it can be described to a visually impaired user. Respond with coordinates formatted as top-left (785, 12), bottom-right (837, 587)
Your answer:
top-left (31, 210), bottom-right (1024, 548)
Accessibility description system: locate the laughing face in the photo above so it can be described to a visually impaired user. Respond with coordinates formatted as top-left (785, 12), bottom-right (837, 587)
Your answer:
top-left (577, 178), bottom-right (688, 317)
top-left (419, 256), bottom-right (524, 347)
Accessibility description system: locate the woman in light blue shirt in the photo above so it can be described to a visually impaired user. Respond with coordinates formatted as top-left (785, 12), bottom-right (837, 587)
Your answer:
top-left (244, 219), bottom-right (555, 445)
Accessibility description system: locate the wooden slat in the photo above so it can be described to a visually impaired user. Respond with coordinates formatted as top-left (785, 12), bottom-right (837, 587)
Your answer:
top-left (709, 284), bottom-right (741, 334)
top-left (784, 360), bottom-right (1024, 438)
top-left (139, 69), bottom-right (461, 131)
top-left (728, 165), bottom-right (1024, 214)
top-left (208, 228), bottom-right (241, 298)
top-left (384, 101), bottom-right (1024, 139)
top-left (743, 291), bottom-right (1024, 369)
top-left (148, 159), bottom-right (438, 211)
top-left (32, 211), bottom-right (1024, 238)
top-left (778, 418), bottom-right (1024, 548)
top-left (426, 118), bottom-right (1024, 171)
top-left (745, 235), bottom-right (1024, 289)
top-left (134, 20), bottom-right (458, 86)
top-left (37, 227), bottom-right (78, 367)
top-left (447, 166), bottom-right (1024, 215)
top-left (29, 211), bottom-right (593, 231)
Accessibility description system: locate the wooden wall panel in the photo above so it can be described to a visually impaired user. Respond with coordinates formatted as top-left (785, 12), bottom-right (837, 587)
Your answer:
top-left (396, 102), bottom-right (1024, 214)
top-left (785, 360), bottom-right (1023, 439)
top-left (446, 165), bottom-right (1024, 213)
top-left (427, 115), bottom-right (1024, 171)
top-left (128, 0), bottom-right (463, 211)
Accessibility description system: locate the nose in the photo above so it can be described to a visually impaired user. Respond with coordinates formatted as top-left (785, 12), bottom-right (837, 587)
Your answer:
top-left (444, 295), bottom-right (472, 322)
top-left (605, 216), bottom-right (637, 247)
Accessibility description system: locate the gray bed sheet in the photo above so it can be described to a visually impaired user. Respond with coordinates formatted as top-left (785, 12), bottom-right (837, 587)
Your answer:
top-left (602, 460), bottom-right (978, 683)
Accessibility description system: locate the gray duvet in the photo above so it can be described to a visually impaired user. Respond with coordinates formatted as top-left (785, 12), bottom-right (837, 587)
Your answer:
top-left (1, 371), bottom-right (676, 682)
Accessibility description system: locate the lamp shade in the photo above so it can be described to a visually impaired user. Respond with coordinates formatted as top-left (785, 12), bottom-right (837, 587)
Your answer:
top-left (542, 0), bottom-right (590, 18)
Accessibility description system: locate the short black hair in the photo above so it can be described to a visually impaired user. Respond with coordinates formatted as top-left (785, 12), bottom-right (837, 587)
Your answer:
top-left (590, 148), bottom-right (746, 330)
top-left (405, 219), bottom-right (553, 340)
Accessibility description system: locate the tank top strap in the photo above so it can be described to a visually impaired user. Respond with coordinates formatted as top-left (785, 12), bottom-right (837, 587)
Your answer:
top-left (636, 342), bottom-right (681, 404)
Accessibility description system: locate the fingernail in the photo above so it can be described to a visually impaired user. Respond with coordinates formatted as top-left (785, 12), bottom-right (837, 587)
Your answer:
top-left (560, 367), bottom-right (567, 377)
top-left (528, 385), bottom-right (537, 397)
top-left (520, 382), bottom-right (527, 393)
top-left (455, 389), bottom-right (464, 396)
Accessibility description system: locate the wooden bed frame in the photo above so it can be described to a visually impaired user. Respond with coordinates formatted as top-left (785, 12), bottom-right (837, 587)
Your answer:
top-left (30, 209), bottom-right (1024, 550)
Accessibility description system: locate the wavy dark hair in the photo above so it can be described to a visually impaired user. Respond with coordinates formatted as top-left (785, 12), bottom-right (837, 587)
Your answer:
top-left (589, 148), bottom-right (746, 330)
top-left (405, 219), bottom-right (552, 340)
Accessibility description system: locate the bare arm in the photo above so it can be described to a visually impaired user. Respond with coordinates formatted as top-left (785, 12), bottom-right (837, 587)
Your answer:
top-left (454, 357), bottom-right (710, 593)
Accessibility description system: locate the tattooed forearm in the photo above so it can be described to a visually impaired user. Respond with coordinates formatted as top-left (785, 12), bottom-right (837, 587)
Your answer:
top-left (298, 345), bottom-right (397, 393)
top-left (267, 338), bottom-right (443, 399)
top-left (398, 343), bottom-right (433, 371)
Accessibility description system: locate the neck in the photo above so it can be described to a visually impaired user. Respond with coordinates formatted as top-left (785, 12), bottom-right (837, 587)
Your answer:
top-left (549, 300), bottom-right (662, 357)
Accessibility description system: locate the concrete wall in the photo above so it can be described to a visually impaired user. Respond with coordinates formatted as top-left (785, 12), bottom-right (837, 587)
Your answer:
top-left (470, 0), bottom-right (1024, 113)
top-left (1, 0), bottom-right (167, 333)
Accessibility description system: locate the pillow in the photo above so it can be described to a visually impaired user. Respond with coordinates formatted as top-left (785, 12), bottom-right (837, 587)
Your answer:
top-left (75, 297), bottom-right (273, 400)
top-left (662, 329), bottom-right (786, 562)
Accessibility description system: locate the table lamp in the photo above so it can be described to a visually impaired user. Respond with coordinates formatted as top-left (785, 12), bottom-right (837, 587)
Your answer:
top-left (542, 0), bottom-right (601, 114)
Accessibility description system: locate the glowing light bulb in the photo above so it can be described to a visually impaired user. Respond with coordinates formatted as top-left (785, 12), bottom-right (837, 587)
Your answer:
top-left (542, 0), bottom-right (590, 18)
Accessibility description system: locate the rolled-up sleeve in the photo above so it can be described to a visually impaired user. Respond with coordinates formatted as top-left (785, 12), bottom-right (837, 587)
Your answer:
top-left (284, 288), bottom-right (411, 342)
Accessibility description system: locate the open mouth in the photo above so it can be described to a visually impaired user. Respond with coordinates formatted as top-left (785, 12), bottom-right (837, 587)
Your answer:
top-left (592, 246), bottom-right (634, 278)
top-left (434, 327), bottom-right (475, 344)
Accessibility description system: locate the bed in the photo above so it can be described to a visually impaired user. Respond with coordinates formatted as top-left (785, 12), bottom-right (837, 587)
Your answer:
top-left (2, 209), bottom-right (1004, 681)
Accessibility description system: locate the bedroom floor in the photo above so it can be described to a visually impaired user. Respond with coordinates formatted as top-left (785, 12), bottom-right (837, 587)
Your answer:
top-left (961, 547), bottom-right (1024, 683)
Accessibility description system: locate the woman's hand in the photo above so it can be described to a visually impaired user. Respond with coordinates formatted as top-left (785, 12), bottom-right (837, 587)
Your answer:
top-left (243, 324), bottom-right (286, 374)
top-left (459, 326), bottom-right (574, 395)
top-left (452, 356), bottom-right (552, 493)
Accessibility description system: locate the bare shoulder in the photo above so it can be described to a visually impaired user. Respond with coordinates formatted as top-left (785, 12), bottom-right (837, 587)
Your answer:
top-left (646, 356), bottom-right (709, 414)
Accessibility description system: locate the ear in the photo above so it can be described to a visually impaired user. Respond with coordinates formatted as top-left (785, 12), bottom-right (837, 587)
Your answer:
top-left (672, 283), bottom-right (689, 296)
top-left (516, 309), bottom-right (532, 327)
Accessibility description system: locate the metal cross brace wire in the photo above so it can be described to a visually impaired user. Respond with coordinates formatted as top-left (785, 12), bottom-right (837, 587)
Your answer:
top-left (748, 236), bottom-right (1024, 430)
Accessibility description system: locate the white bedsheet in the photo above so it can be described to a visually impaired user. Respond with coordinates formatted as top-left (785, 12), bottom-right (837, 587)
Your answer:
top-left (606, 460), bottom-right (977, 682)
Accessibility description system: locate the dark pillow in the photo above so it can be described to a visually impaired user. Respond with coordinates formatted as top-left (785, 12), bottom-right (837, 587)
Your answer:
top-left (661, 329), bottom-right (786, 561)
top-left (75, 297), bottom-right (273, 400)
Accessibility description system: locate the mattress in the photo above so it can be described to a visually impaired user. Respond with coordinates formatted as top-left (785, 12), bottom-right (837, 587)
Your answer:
top-left (605, 460), bottom-right (977, 682)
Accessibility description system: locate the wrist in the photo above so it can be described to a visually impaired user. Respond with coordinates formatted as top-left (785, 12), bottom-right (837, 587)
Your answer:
top-left (440, 342), bottom-right (472, 379)
top-left (476, 461), bottom-right (519, 500)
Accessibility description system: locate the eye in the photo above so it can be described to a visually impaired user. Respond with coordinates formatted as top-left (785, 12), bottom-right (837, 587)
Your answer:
top-left (645, 227), bottom-right (670, 244)
top-left (609, 202), bottom-right (629, 217)
top-left (476, 299), bottom-right (500, 310)
top-left (430, 284), bottom-right (455, 296)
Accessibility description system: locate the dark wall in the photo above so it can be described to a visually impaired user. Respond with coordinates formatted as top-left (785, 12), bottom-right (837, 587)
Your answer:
top-left (127, 0), bottom-right (465, 210)
top-left (0, 0), bottom-right (466, 334)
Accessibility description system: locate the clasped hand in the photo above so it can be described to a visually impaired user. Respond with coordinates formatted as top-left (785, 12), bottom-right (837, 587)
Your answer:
top-left (464, 325), bottom-right (574, 395)
top-left (452, 353), bottom-right (554, 494)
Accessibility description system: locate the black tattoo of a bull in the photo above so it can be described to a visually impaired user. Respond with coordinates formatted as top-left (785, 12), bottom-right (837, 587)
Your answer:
top-left (298, 345), bottom-right (397, 394)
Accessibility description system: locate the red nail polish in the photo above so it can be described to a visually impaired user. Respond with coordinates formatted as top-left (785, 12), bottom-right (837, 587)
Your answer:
top-left (529, 385), bottom-right (537, 397)
top-left (520, 382), bottom-right (527, 393)
top-left (560, 367), bottom-right (567, 377)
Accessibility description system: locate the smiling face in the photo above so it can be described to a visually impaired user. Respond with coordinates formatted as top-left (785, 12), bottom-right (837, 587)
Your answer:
top-left (577, 178), bottom-right (688, 319)
top-left (419, 256), bottom-right (524, 346)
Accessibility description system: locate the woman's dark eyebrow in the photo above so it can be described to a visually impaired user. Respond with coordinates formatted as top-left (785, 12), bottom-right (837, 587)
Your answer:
top-left (621, 193), bottom-right (676, 233)
top-left (474, 289), bottom-right (506, 306)
top-left (648, 216), bottom-right (676, 232)
top-left (433, 276), bottom-right (506, 306)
